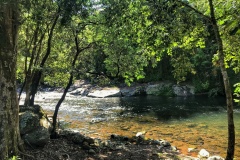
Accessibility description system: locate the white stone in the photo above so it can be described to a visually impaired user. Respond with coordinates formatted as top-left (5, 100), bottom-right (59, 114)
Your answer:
top-left (207, 156), bottom-right (224, 160)
top-left (87, 87), bottom-right (121, 98)
top-left (198, 149), bottom-right (210, 158)
top-left (188, 148), bottom-right (195, 152)
top-left (136, 131), bottom-right (146, 137)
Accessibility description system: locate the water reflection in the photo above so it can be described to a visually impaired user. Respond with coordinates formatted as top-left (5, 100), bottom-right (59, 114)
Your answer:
top-left (119, 95), bottom-right (228, 120)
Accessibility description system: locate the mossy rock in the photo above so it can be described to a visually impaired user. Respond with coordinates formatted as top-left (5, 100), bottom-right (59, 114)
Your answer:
top-left (19, 111), bottom-right (40, 135)
top-left (19, 105), bottom-right (46, 118)
top-left (146, 83), bottom-right (175, 96)
top-left (22, 126), bottom-right (50, 147)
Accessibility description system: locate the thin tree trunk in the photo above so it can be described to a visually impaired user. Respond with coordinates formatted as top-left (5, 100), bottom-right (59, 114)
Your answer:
top-left (0, 2), bottom-right (23, 159)
top-left (24, 25), bottom-right (41, 105)
top-left (51, 32), bottom-right (92, 138)
top-left (18, 77), bottom-right (26, 102)
top-left (51, 75), bottom-right (74, 138)
top-left (28, 9), bottom-right (60, 106)
top-left (208, 0), bottom-right (235, 159)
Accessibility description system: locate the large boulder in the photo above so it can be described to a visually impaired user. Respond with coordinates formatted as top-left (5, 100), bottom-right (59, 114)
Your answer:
top-left (146, 82), bottom-right (173, 96)
top-left (69, 80), bottom-right (196, 97)
top-left (19, 111), bottom-right (40, 134)
top-left (87, 87), bottom-right (121, 98)
top-left (19, 105), bottom-right (51, 147)
top-left (120, 86), bottom-right (146, 97)
top-left (22, 127), bottom-right (50, 147)
top-left (172, 85), bottom-right (195, 96)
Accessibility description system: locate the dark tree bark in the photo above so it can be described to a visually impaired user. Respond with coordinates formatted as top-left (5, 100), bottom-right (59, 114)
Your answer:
top-left (208, 0), bottom-right (235, 159)
top-left (51, 31), bottom-right (92, 138)
top-left (0, 1), bottom-right (23, 159)
top-left (28, 8), bottom-right (60, 106)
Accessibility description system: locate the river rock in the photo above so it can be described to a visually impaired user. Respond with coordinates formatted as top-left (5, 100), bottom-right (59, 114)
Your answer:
top-left (70, 80), bottom-right (196, 97)
top-left (59, 129), bottom-right (85, 144)
top-left (172, 85), bottom-right (195, 96)
top-left (88, 149), bottom-right (96, 154)
top-left (159, 140), bottom-right (171, 147)
top-left (19, 105), bottom-right (52, 147)
top-left (19, 111), bottom-right (40, 134)
top-left (69, 88), bottom-right (85, 95)
top-left (121, 86), bottom-right (146, 96)
top-left (87, 87), bottom-right (121, 98)
top-left (207, 156), bottom-right (224, 160)
top-left (22, 126), bottom-right (50, 147)
top-left (198, 149), bottom-right (210, 158)
top-left (188, 148), bottom-right (197, 152)
top-left (69, 82), bottom-right (92, 96)
top-left (145, 82), bottom-right (172, 96)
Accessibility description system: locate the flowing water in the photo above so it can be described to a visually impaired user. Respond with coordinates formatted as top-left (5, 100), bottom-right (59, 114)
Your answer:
top-left (22, 92), bottom-right (240, 159)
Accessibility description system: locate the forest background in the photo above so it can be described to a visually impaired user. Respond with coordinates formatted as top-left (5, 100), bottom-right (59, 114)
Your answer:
top-left (16, 0), bottom-right (240, 101)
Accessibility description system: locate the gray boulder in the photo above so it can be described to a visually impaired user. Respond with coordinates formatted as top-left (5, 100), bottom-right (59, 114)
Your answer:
top-left (146, 82), bottom-right (173, 96)
top-left (19, 105), bottom-right (52, 147)
top-left (172, 85), bottom-right (195, 96)
top-left (22, 126), bottom-right (50, 147)
top-left (87, 87), bottom-right (121, 98)
top-left (19, 111), bottom-right (40, 134)
top-left (121, 86), bottom-right (146, 97)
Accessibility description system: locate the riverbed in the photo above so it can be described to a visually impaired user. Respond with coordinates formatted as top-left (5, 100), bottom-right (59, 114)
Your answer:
top-left (20, 92), bottom-right (240, 159)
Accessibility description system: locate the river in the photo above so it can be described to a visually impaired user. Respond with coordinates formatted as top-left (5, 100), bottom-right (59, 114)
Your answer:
top-left (21, 92), bottom-right (240, 159)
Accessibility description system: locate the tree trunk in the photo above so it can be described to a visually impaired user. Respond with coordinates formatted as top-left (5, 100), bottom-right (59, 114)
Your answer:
top-left (0, 2), bottom-right (23, 159)
top-left (51, 75), bottom-right (74, 138)
top-left (24, 25), bottom-right (41, 106)
top-left (208, 0), bottom-right (235, 159)
top-left (51, 32), bottom-right (92, 138)
top-left (28, 9), bottom-right (60, 106)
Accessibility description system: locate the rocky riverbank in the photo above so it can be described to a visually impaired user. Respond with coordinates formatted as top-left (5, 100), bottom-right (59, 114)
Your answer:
top-left (67, 80), bottom-right (195, 98)
top-left (19, 105), bottom-right (225, 160)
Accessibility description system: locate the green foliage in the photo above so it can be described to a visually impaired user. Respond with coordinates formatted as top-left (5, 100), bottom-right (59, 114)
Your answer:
top-left (9, 156), bottom-right (20, 160)
top-left (170, 51), bottom-right (195, 83)
top-left (17, 0), bottom-right (240, 96)
top-left (234, 83), bottom-right (240, 103)
top-left (91, 75), bottom-right (112, 87)
top-left (193, 79), bottom-right (209, 93)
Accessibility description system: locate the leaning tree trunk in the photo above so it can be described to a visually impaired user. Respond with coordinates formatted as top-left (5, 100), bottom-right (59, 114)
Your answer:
top-left (51, 32), bottom-right (92, 138)
top-left (28, 10), bottom-right (60, 106)
top-left (0, 1), bottom-right (23, 159)
top-left (208, 0), bottom-right (235, 159)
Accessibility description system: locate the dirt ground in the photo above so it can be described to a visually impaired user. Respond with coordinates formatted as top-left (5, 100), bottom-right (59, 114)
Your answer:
top-left (20, 137), bottom-right (192, 160)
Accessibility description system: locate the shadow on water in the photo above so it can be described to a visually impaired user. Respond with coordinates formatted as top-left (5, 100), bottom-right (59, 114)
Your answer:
top-left (119, 95), bottom-right (229, 121)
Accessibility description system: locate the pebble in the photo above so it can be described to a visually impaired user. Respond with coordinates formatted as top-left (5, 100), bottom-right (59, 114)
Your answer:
top-left (88, 149), bottom-right (96, 154)
top-left (198, 149), bottom-right (210, 158)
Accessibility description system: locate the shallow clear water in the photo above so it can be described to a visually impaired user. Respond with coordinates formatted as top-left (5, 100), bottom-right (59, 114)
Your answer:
top-left (24, 92), bottom-right (240, 158)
